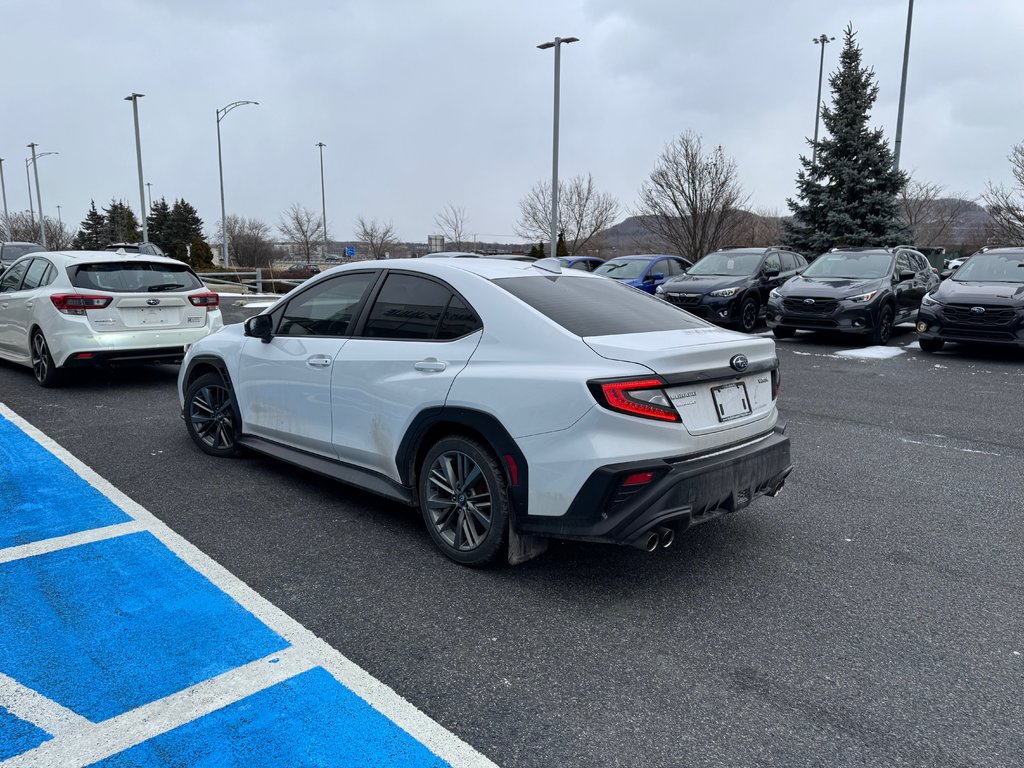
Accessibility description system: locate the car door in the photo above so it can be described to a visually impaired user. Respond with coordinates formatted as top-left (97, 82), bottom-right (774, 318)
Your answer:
top-left (757, 251), bottom-right (784, 303)
top-left (892, 251), bottom-right (918, 320)
top-left (3, 259), bottom-right (54, 356)
top-left (642, 259), bottom-right (673, 293)
top-left (330, 272), bottom-right (482, 480)
top-left (234, 271), bottom-right (378, 455)
top-left (0, 260), bottom-right (31, 356)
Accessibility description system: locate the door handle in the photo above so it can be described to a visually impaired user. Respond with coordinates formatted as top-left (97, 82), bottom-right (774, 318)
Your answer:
top-left (306, 356), bottom-right (333, 368)
top-left (25, 302), bottom-right (33, 309)
top-left (414, 358), bottom-right (447, 373)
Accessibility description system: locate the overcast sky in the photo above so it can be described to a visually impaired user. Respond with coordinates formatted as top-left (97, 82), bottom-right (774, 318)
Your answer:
top-left (3, 0), bottom-right (1022, 245)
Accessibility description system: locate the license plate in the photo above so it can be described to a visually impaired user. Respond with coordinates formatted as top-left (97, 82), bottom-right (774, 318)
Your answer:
top-left (711, 381), bottom-right (751, 422)
top-left (140, 308), bottom-right (170, 325)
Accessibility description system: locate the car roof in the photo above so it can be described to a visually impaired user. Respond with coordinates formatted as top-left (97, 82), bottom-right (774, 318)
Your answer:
top-left (607, 254), bottom-right (682, 261)
top-left (29, 250), bottom-right (192, 267)
top-left (2, 241), bottom-right (42, 247)
top-left (323, 256), bottom-right (578, 281)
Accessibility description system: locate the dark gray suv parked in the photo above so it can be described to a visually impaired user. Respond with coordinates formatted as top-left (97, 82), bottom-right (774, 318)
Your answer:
top-left (0, 242), bottom-right (43, 274)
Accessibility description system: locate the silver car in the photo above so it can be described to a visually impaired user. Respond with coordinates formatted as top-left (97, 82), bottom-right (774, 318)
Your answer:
top-left (0, 250), bottom-right (223, 387)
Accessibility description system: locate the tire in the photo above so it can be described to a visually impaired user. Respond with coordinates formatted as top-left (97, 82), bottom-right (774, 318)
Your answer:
top-left (738, 297), bottom-right (759, 333)
top-left (185, 373), bottom-right (241, 457)
top-left (419, 435), bottom-right (509, 567)
top-left (30, 330), bottom-right (62, 388)
top-left (772, 326), bottom-right (796, 339)
top-left (871, 304), bottom-right (895, 346)
top-left (919, 337), bottom-right (945, 353)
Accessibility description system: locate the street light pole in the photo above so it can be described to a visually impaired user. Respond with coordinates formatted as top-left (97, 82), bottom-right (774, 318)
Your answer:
top-left (316, 142), bottom-right (327, 260)
top-left (145, 182), bottom-right (152, 212)
top-left (537, 35), bottom-right (579, 258)
top-left (124, 93), bottom-right (148, 243)
top-left (216, 100), bottom-right (259, 267)
top-left (811, 34), bottom-right (834, 170)
top-left (0, 157), bottom-right (8, 237)
top-left (56, 205), bottom-right (62, 227)
top-left (27, 143), bottom-right (47, 249)
top-left (893, 0), bottom-right (915, 171)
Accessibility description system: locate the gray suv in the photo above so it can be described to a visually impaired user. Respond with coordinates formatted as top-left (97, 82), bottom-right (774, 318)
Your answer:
top-left (0, 242), bottom-right (43, 274)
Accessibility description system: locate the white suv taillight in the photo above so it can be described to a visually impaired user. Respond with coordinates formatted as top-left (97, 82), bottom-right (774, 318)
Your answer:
top-left (188, 292), bottom-right (220, 309)
top-left (588, 377), bottom-right (681, 423)
top-left (50, 294), bottom-right (113, 315)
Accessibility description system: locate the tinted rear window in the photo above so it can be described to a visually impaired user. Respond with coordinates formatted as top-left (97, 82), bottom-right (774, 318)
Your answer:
top-left (71, 262), bottom-right (203, 293)
top-left (2, 244), bottom-right (42, 262)
top-left (494, 275), bottom-right (707, 336)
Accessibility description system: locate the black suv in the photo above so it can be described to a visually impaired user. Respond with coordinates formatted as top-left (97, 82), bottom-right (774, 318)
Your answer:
top-left (656, 246), bottom-right (806, 332)
top-left (916, 247), bottom-right (1024, 352)
top-left (766, 246), bottom-right (939, 345)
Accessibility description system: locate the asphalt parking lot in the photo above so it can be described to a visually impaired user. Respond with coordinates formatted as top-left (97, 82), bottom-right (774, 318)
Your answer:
top-left (0, 321), bottom-right (1021, 767)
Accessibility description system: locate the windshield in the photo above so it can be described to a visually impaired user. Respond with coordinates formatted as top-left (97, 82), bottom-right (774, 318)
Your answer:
top-left (802, 251), bottom-right (892, 279)
top-left (71, 261), bottom-right (203, 292)
top-left (495, 275), bottom-right (706, 336)
top-left (687, 252), bottom-right (761, 276)
top-left (594, 259), bottom-right (649, 280)
top-left (952, 252), bottom-right (1024, 283)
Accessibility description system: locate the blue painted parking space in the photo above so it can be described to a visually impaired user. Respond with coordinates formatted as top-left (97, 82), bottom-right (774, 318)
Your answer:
top-left (0, 415), bottom-right (131, 549)
top-left (0, 408), bottom-right (491, 767)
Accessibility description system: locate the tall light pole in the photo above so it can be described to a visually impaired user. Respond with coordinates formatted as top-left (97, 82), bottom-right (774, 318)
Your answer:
top-left (216, 100), bottom-right (259, 267)
top-left (893, 0), bottom-right (915, 171)
top-left (0, 157), bottom-right (8, 237)
top-left (537, 35), bottom-right (579, 258)
top-left (811, 34), bottom-right (834, 170)
top-left (316, 142), bottom-right (328, 260)
top-left (27, 146), bottom-right (56, 249)
top-left (124, 93), bottom-right (148, 243)
top-left (56, 205), bottom-right (62, 228)
top-left (145, 182), bottom-right (152, 212)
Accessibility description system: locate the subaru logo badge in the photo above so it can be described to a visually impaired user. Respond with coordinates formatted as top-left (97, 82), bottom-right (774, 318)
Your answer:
top-left (970, 306), bottom-right (985, 315)
top-left (146, 299), bottom-right (160, 306)
top-left (803, 298), bottom-right (815, 305)
top-left (730, 354), bottom-right (749, 372)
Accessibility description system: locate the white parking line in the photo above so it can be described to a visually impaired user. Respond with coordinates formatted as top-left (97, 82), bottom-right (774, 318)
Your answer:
top-left (0, 672), bottom-right (91, 739)
top-left (0, 404), bottom-right (500, 768)
top-left (0, 521), bottom-right (145, 564)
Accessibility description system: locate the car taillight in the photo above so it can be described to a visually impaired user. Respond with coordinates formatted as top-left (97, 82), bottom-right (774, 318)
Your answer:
top-left (588, 377), bottom-right (680, 422)
top-left (188, 292), bottom-right (220, 308)
top-left (50, 294), bottom-right (112, 315)
top-left (771, 367), bottom-right (781, 400)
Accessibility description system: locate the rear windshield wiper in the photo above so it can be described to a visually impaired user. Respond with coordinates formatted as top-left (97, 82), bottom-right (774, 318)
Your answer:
top-left (148, 283), bottom-right (185, 292)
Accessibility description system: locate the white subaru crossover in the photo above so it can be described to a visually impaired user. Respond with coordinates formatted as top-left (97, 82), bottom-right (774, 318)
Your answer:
top-left (178, 257), bottom-right (791, 566)
top-left (0, 249), bottom-right (223, 386)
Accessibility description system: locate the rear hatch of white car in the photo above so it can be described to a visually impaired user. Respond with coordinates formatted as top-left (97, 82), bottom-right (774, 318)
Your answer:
top-left (65, 260), bottom-right (217, 332)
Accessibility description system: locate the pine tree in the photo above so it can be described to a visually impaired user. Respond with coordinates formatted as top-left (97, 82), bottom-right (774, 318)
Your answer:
top-left (164, 199), bottom-right (210, 266)
top-left (783, 24), bottom-right (910, 256)
top-left (147, 197), bottom-right (172, 252)
top-left (103, 200), bottom-right (141, 244)
top-left (556, 231), bottom-right (570, 257)
top-left (71, 201), bottom-right (108, 250)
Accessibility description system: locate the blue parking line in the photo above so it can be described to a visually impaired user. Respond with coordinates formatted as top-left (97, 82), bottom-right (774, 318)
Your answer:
top-left (0, 409), bottom-right (479, 766)
top-left (0, 415), bottom-right (131, 549)
top-left (93, 667), bottom-right (449, 768)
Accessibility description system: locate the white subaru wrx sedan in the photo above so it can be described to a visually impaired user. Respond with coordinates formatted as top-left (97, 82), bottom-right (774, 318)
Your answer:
top-left (178, 257), bottom-right (791, 566)
top-left (0, 250), bottom-right (223, 387)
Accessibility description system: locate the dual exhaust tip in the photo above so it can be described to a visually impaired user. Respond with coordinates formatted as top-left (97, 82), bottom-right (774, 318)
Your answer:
top-left (632, 526), bottom-right (674, 552)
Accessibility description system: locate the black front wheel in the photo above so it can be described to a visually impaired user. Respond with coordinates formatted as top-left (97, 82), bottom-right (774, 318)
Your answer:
top-left (871, 305), bottom-right (895, 346)
top-left (185, 373), bottom-right (241, 457)
top-left (737, 297), bottom-right (760, 333)
top-left (419, 436), bottom-right (509, 567)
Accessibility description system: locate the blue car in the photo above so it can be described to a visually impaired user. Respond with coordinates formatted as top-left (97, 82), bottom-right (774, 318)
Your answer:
top-left (593, 254), bottom-right (692, 293)
top-left (557, 256), bottom-right (605, 272)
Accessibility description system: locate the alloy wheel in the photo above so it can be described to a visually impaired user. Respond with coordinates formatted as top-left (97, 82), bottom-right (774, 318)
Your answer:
top-left (424, 450), bottom-right (493, 551)
top-left (189, 383), bottom-right (237, 452)
top-left (31, 334), bottom-right (49, 383)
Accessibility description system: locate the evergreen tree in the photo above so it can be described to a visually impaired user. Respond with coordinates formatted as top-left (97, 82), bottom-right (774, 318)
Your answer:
top-left (526, 243), bottom-right (541, 258)
top-left (103, 199), bottom-right (141, 244)
top-left (71, 201), bottom-right (107, 250)
top-left (164, 199), bottom-right (210, 266)
top-left (783, 24), bottom-right (909, 255)
top-left (186, 235), bottom-right (215, 270)
top-left (146, 197), bottom-right (172, 252)
top-left (556, 231), bottom-right (570, 257)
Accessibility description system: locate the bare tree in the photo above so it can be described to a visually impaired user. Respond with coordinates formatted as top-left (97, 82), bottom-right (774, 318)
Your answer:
top-left (354, 216), bottom-right (400, 259)
top-left (1, 211), bottom-right (40, 242)
top-left (899, 178), bottom-right (975, 247)
top-left (434, 203), bottom-right (469, 251)
top-left (982, 142), bottom-right (1024, 244)
top-left (44, 216), bottom-right (75, 250)
top-left (279, 203), bottom-right (326, 264)
top-left (216, 214), bottom-right (276, 268)
top-left (635, 131), bottom-right (749, 262)
top-left (729, 208), bottom-right (784, 248)
top-left (514, 173), bottom-right (620, 255)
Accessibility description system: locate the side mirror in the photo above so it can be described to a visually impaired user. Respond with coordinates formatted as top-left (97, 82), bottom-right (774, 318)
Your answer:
top-left (898, 270), bottom-right (916, 282)
top-left (764, 268), bottom-right (780, 279)
top-left (245, 314), bottom-right (274, 343)
top-left (646, 272), bottom-right (664, 282)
